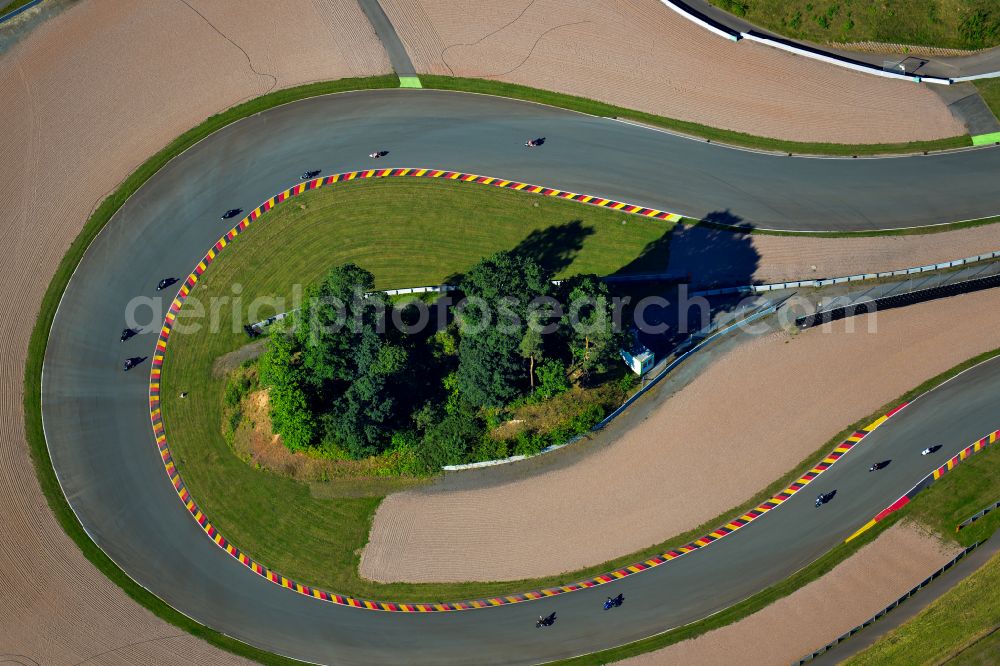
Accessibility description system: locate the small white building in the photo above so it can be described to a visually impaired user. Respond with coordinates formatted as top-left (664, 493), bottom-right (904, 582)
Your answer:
top-left (621, 342), bottom-right (654, 375)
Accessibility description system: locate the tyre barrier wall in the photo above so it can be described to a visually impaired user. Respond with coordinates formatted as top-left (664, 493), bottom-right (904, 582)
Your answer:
top-left (661, 0), bottom-right (997, 84)
top-left (793, 540), bottom-right (985, 665)
top-left (693, 250), bottom-right (1000, 298)
top-left (149, 168), bottom-right (904, 611)
top-left (845, 430), bottom-right (999, 543)
top-left (956, 499), bottom-right (1000, 532)
top-left (794, 271), bottom-right (1000, 329)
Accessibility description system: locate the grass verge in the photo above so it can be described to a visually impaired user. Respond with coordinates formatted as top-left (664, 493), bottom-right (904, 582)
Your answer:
top-left (704, 0), bottom-right (1000, 51)
top-left (23, 76), bottom-right (399, 665)
top-left (975, 77), bottom-right (1000, 124)
top-left (420, 75), bottom-right (972, 156)
top-left (905, 442), bottom-right (1000, 548)
top-left (0, 0), bottom-right (37, 19)
top-left (844, 551), bottom-right (1000, 666)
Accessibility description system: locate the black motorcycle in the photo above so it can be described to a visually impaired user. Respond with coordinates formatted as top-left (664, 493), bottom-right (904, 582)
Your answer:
top-left (815, 490), bottom-right (837, 507)
top-left (535, 612), bottom-right (556, 627)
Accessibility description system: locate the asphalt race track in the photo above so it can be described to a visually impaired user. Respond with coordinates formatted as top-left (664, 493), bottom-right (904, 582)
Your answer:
top-left (42, 90), bottom-right (1000, 664)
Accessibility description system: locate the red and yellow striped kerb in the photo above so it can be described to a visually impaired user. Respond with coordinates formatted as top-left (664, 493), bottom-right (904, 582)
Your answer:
top-left (933, 430), bottom-right (997, 480)
top-left (846, 429), bottom-right (998, 543)
top-left (148, 169), bottom-right (900, 612)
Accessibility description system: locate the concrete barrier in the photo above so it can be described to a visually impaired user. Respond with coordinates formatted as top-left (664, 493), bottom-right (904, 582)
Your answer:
top-left (655, 1), bottom-right (1000, 85)
top-left (659, 0), bottom-right (740, 41)
top-left (795, 272), bottom-right (1000, 329)
top-left (952, 71), bottom-right (1000, 83)
top-left (741, 32), bottom-right (951, 85)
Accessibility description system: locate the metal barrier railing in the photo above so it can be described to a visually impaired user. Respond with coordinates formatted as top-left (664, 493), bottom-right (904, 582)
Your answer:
top-left (957, 500), bottom-right (1000, 532)
top-left (793, 540), bottom-right (985, 664)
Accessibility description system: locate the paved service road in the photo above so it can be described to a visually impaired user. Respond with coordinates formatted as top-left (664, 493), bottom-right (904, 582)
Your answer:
top-left (42, 90), bottom-right (1000, 664)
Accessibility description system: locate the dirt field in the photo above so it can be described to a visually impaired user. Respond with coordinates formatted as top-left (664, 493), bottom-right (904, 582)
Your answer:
top-left (0, 0), bottom-right (386, 662)
top-left (621, 521), bottom-right (962, 666)
top-left (379, 0), bottom-right (965, 143)
top-left (361, 287), bottom-right (1000, 582)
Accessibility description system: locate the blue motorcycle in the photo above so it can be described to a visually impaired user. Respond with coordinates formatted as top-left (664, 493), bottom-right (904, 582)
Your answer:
top-left (603, 594), bottom-right (625, 610)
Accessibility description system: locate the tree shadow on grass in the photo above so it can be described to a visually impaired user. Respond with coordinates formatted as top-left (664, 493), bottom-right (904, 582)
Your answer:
top-left (511, 219), bottom-right (595, 275)
top-left (442, 210), bottom-right (763, 362)
top-left (444, 219), bottom-right (595, 286)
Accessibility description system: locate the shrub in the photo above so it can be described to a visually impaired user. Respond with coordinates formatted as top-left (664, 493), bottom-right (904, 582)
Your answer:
top-left (471, 436), bottom-right (510, 462)
top-left (550, 403), bottom-right (606, 442)
top-left (269, 384), bottom-right (317, 452)
top-left (535, 359), bottom-right (570, 399)
top-left (416, 408), bottom-right (484, 470)
top-left (960, 8), bottom-right (999, 48)
top-left (513, 431), bottom-right (548, 457)
top-left (720, 0), bottom-right (748, 17)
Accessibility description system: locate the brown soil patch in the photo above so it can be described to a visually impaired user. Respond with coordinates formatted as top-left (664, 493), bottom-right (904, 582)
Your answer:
top-left (230, 388), bottom-right (292, 473)
top-left (212, 339), bottom-right (266, 378)
top-left (229, 388), bottom-right (350, 482)
top-left (361, 288), bottom-right (1000, 583)
top-left (623, 521), bottom-right (961, 666)
top-left (0, 0), bottom-right (386, 662)
top-left (380, 0), bottom-right (964, 143)
top-left (228, 389), bottom-right (425, 497)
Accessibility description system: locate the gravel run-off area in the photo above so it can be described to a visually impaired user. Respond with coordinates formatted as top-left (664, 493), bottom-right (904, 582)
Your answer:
top-left (379, 0), bottom-right (965, 143)
top-left (621, 521), bottom-right (963, 666)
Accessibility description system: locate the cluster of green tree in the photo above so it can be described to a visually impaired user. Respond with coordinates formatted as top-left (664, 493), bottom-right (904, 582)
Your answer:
top-left (257, 252), bottom-right (627, 472)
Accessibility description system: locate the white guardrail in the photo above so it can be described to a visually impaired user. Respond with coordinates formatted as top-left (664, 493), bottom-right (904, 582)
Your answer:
top-left (659, 0), bottom-right (739, 41)
top-left (952, 71), bottom-right (1000, 83)
top-left (693, 250), bottom-right (1000, 297)
top-left (660, 0), bottom-right (999, 84)
top-left (794, 540), bottom-right (986, 665)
